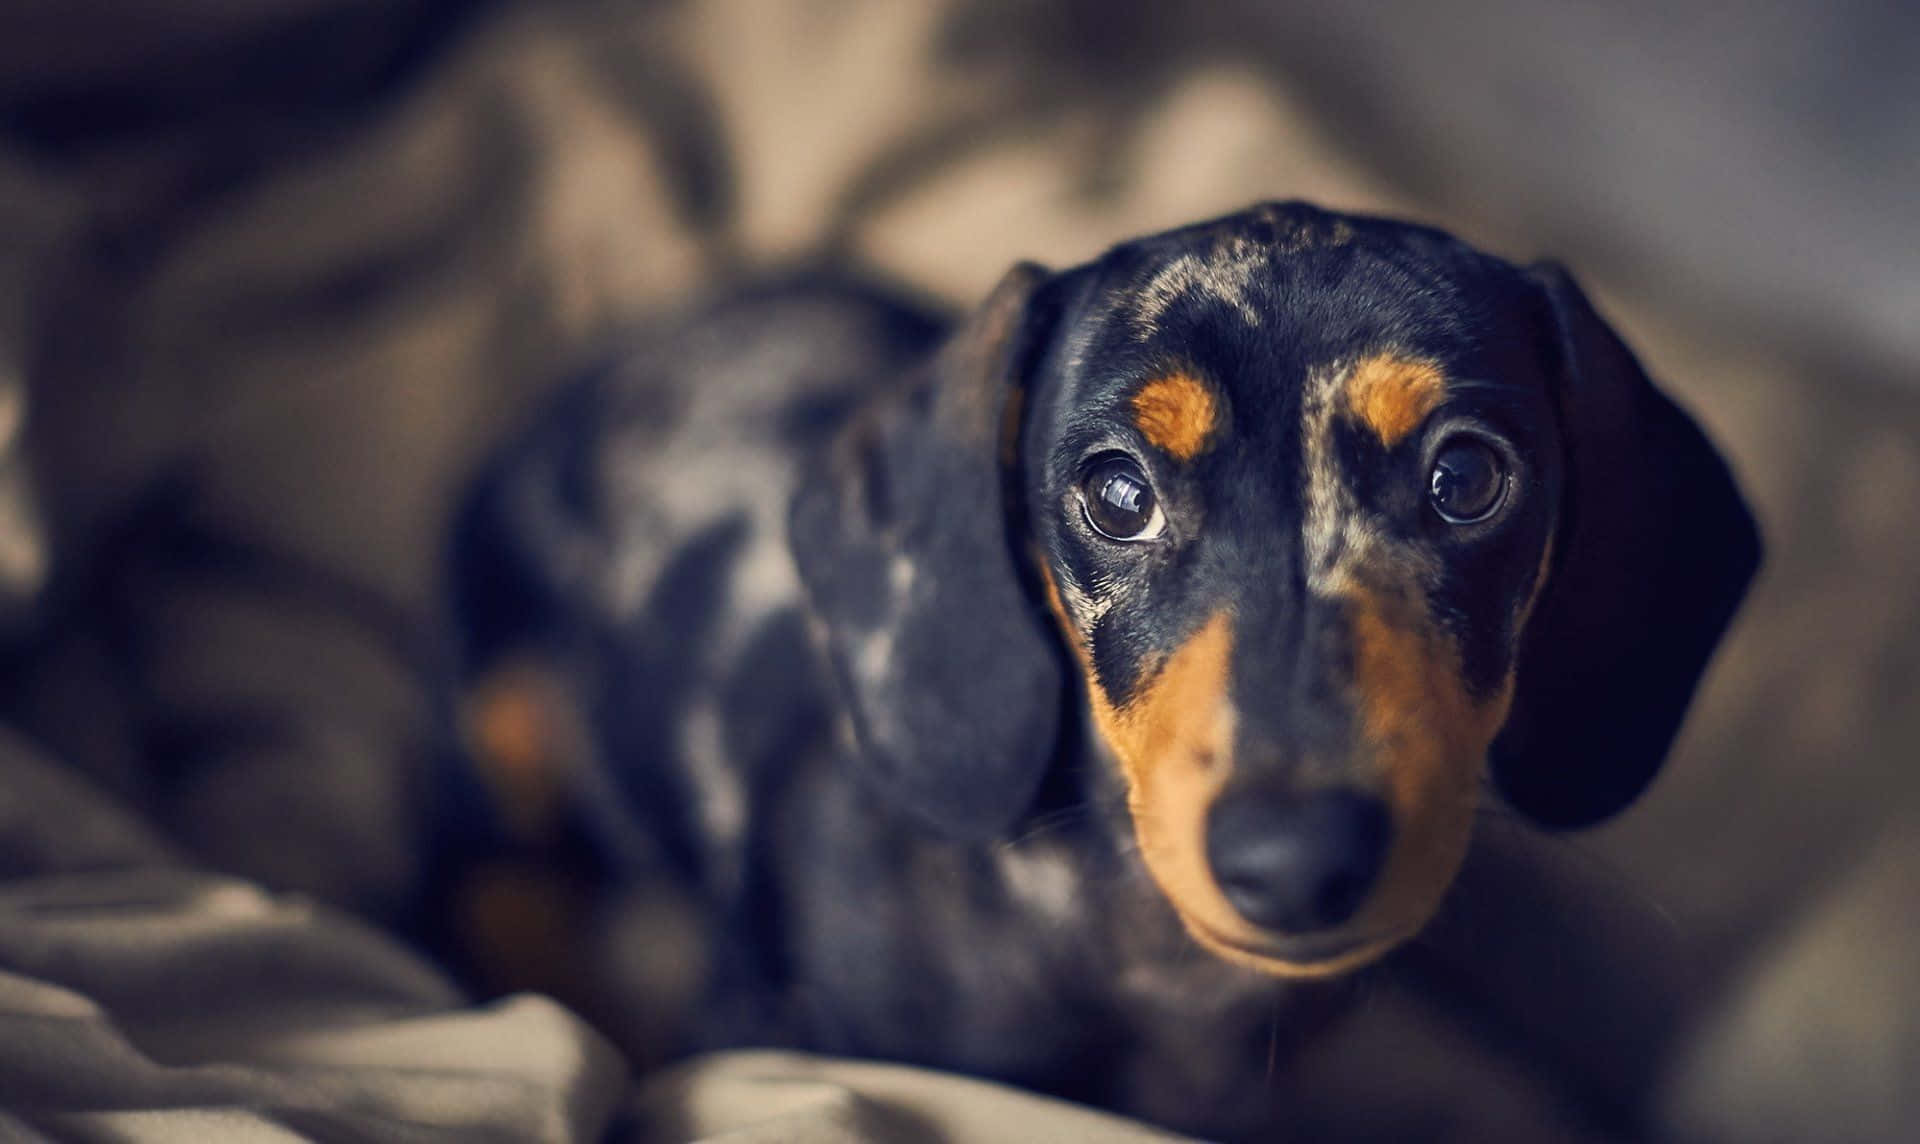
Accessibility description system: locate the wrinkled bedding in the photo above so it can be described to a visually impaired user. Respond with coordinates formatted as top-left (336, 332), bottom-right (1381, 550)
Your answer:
top-left (0, 727), bottom-right (625, 1140)
top-left (0, 729), bottom-right (1216, 1142)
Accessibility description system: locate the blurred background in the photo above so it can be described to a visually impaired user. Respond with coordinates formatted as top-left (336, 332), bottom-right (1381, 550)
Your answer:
top-left (0, 1), bottom-right (1915, 1139)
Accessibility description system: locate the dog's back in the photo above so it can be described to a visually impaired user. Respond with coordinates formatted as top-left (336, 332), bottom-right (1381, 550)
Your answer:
top-left (447, 278), bottom-right (944, 886)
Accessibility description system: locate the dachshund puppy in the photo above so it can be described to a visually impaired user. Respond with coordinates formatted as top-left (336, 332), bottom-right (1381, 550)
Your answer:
top-left (445, 202), bottom-right (1760, 1138)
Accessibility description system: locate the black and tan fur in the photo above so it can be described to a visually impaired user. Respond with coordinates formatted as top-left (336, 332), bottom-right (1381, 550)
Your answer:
top-left (441, 203), bottom-right (1760, 1139)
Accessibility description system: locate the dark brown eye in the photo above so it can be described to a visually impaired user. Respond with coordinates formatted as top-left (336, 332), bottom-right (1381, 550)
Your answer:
top-left (1082, 455), bottom-right (1164, 541)
top-left (1429, 438), bottom-right (1507, 523)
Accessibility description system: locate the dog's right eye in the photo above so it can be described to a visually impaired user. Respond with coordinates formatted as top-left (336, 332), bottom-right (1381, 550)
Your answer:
top-left (1082, 456), bottom-right (1165, 541)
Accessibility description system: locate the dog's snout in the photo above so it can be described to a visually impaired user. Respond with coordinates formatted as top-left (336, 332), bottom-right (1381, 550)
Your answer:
top-left (1205, 789), bottom-right (1391, 934)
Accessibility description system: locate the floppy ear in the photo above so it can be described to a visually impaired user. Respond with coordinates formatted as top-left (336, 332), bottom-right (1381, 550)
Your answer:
top-left (1490, 264), bottom-right (1762, 828)
top-left (789, 264), bottom-right (1065, 840)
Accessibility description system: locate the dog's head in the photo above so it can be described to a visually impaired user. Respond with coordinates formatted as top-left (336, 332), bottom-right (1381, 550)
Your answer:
top-left (792, 203), bottom-right (1760, 976)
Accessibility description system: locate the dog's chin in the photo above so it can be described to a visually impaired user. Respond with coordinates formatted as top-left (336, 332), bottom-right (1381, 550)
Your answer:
top-left (1176, 911), bottom-right (1410, 979)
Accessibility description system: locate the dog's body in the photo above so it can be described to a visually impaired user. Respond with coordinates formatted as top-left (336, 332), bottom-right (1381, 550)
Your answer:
top-left (445, 204), bottom-right (1759, 1139)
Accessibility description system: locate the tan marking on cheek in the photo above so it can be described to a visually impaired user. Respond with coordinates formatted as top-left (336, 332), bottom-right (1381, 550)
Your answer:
top-left (1130, 373), bottom-right (1218, 461)
top-left (1347, 587), bottom-right (1511, 754)
top-left (1037, 581), bottom-right (1255, 957)
top-left (1101, 614), bottom-right (1239, 946)
top-left (1342, 584), bottom-right (1514, 935)
top-left (1344, 354), bottom-right (1445, 448)
top-left (1101, 612), bottom-right (1234, 782)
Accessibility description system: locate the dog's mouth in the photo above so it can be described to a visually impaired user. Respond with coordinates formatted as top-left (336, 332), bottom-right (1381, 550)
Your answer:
top-left (1176, 909), bottom-right (1409, 978)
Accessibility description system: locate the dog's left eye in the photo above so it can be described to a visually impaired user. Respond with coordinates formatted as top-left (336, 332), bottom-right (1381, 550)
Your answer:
top-left (1428, 438), bottom-right (1508, 523)
top-left (1082, 456), bottom-right (1166, 541)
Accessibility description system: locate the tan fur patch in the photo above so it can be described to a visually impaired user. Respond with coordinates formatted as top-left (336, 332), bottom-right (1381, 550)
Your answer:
top-left (472, 681), bottom-right (548, 784)
top-left (1343, 354), bottom-right (1445, 447)
top-left (1340, 583), bottom-right (1513, 936)
top-left (1096, 612), bottom-right (1234, 790)
top-left (465, 662), bottom-right (580, 844)
top-left (1131, 373), bottom-right (1218, 461)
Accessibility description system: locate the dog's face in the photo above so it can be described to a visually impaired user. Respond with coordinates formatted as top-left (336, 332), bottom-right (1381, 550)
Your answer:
top-left (792, 202), bottom-right (1759, 979)
top-left (1024, 207), bottom-right (1564, 973)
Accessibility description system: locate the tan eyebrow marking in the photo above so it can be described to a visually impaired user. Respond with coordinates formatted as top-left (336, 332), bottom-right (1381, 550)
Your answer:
top-left (1343, 354), bottom-right (1445, 447)
top-left (1131, 373), bottom-right (1219, 461)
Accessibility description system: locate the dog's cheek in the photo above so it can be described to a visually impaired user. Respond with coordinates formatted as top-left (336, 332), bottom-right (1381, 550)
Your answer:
top-left (1091, 613), bottom-right (1242, 929)
top-left (1443, 523), bottom-right (1560, 700)
top-left (1103, 611), bottom-right (1235, 788)
top-left (1342, 583), bottom-right (1514, 931)
top-left (1039, 561), bottom-right (1127, 747)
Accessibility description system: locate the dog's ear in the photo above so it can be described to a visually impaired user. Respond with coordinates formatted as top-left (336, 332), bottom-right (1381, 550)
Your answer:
top-left (1490, 264), bottom-right (1762, 828)
top-left (789, 264), bottom-right (1065, 840)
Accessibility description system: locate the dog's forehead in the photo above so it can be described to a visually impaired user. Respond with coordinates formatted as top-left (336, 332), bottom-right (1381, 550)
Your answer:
top-left (1117, 205), bottom-right (1357, 339)
top-left (1063, 206), bottom-right (1546, 426)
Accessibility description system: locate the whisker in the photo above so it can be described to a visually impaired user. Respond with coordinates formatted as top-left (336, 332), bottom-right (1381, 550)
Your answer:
top-left (999, 802), bottom-right (1097, 849)
top-left (1264, 997), bottom-right (1280, 1087)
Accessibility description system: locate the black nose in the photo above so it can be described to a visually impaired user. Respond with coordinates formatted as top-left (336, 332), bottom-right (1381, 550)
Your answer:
top-left (1206, 789), bottom-right (1392, 933)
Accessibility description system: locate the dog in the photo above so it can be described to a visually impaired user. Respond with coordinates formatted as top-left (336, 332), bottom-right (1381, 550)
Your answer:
top-left (440, 202), bottom-right (1760, 1138)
